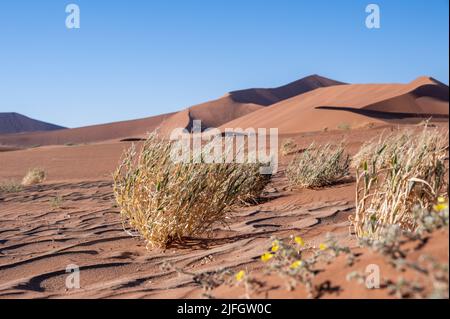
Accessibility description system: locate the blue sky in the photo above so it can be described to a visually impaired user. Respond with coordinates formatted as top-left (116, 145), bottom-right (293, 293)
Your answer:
top-left (0, 0), bottom-right (448, 128)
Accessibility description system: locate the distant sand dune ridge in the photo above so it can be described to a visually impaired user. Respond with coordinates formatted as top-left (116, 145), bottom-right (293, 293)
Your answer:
top-left (0, 75), bottom-right (447, 147)
top-left (220, 76), bottom-right (449, 134)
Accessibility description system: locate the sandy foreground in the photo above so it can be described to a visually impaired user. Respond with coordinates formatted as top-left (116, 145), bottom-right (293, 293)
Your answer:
top-left (0, 124), bottom-right (448, 299)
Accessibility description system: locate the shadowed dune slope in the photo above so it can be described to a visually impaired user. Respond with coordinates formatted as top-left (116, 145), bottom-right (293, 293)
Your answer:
top-left (159, 75), bottom-right (345, 135)
top-left (0, 113), bottom-right (174, 147)
top-left (0, 113), bottom-right (65, 134)
top-left (220, 77), bottom-right (449, 134)
top-left (228, 74), bottom-right (345, 106)
top-left (158, 98), bottom-right (264, 136)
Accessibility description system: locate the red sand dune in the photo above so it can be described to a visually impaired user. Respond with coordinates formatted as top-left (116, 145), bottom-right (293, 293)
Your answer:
top-left (159, 75), bottom-right (345, 135)
top-left (220, 77), bottom-right (449, 134)
top-left (1, 76), bottom-right (447, 147)
top-left (157, 98), bottom-right (263, 136)
top-left (0, 113), bottom-right (65, 135)
top-left (0, 113), bottom-right (174, 148)
top-left (0, 75), bottom-right (344, 147)
top-left (228, 74), bottom-right (345, 106)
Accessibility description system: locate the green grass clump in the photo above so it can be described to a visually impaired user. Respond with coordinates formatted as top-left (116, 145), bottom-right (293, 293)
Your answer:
top-left (286, 143), bottom-right (350, 189)
top-left (113, 133), bottom-right (271, 248)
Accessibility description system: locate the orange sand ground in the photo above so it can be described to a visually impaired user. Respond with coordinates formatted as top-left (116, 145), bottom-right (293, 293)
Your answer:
top-left (0, 125), bottom-right (448, 299)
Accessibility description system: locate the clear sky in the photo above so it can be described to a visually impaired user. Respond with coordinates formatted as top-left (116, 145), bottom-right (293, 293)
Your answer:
top-left (0, 0), bottom-right (448, 128)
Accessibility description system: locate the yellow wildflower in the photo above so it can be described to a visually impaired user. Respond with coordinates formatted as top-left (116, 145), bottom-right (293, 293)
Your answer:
top-left (434, 197), bottom-right (448, 212)
top-left (271, 241), bottom-right (280, 253)
top-left (261, 252), bottom-right (274, 262)
top-left (319, 243), bottom-right (328, 251)
top-left (434, 203), bottom-right (449, 212)
top-left (235, 270), bottom-right (245, 282)
top-left (294, 236), bottom-right (305, 247)
top-left (290, 260), bottom-right (303, 269)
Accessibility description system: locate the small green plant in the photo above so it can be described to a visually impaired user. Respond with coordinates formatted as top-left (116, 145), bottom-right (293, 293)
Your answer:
top-left (358, 224), bottom-right (422, 270)
top-left (161, 262), bottom-right (263, 299)
top-left (347, 271), bottom-right (425, 299)
top-left (316, 233), bottom-right (356, 267)
top-left (349, 238), bottom-right (449, 299)
top-left (354, 197), bottom-right (448, 275)
top-left (184, 268), bottom-right (234, 293)
top-left (258, 234), bottom-right (353, 298)
top-left (414, 197), bottom-right (449, 234)
top-left (259, 236), bottom-right (316, 296)
top-left (160, 261), bottom-right (233, 299)
top-left (387, 277), bottom-right (424, 298)
top-left (233, 270), bottom-right (266, 299)
top-left (352, 205), bottom-right (449, 299)
top-left (286, 143), bottom-right (350, 189)
top-left (420, 255), bottom-right (449, 299)
top-left (21, 168), bottom-right (46, 186)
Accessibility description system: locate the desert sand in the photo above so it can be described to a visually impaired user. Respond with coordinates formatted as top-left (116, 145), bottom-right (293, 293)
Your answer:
top-left (0, 75), bottom-right (448, 299)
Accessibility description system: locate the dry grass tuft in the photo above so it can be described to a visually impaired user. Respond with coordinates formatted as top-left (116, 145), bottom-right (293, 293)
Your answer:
top-left (113, 133), bottom-right (271, 248)
top-left (21, 168), bottom-right (46, 186)
top-left (286, 143), bottom-right (350, 189)
top-left (0, 180), bottom-right (23, 193)
top-left (281, 138), bottom-right (297, 156)
top-left (50, 195), bottom-right (64, 210)
top-left (350, 128), bottom-right (449, 239)
top-left (338, 122), bottom-right (351, 131)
